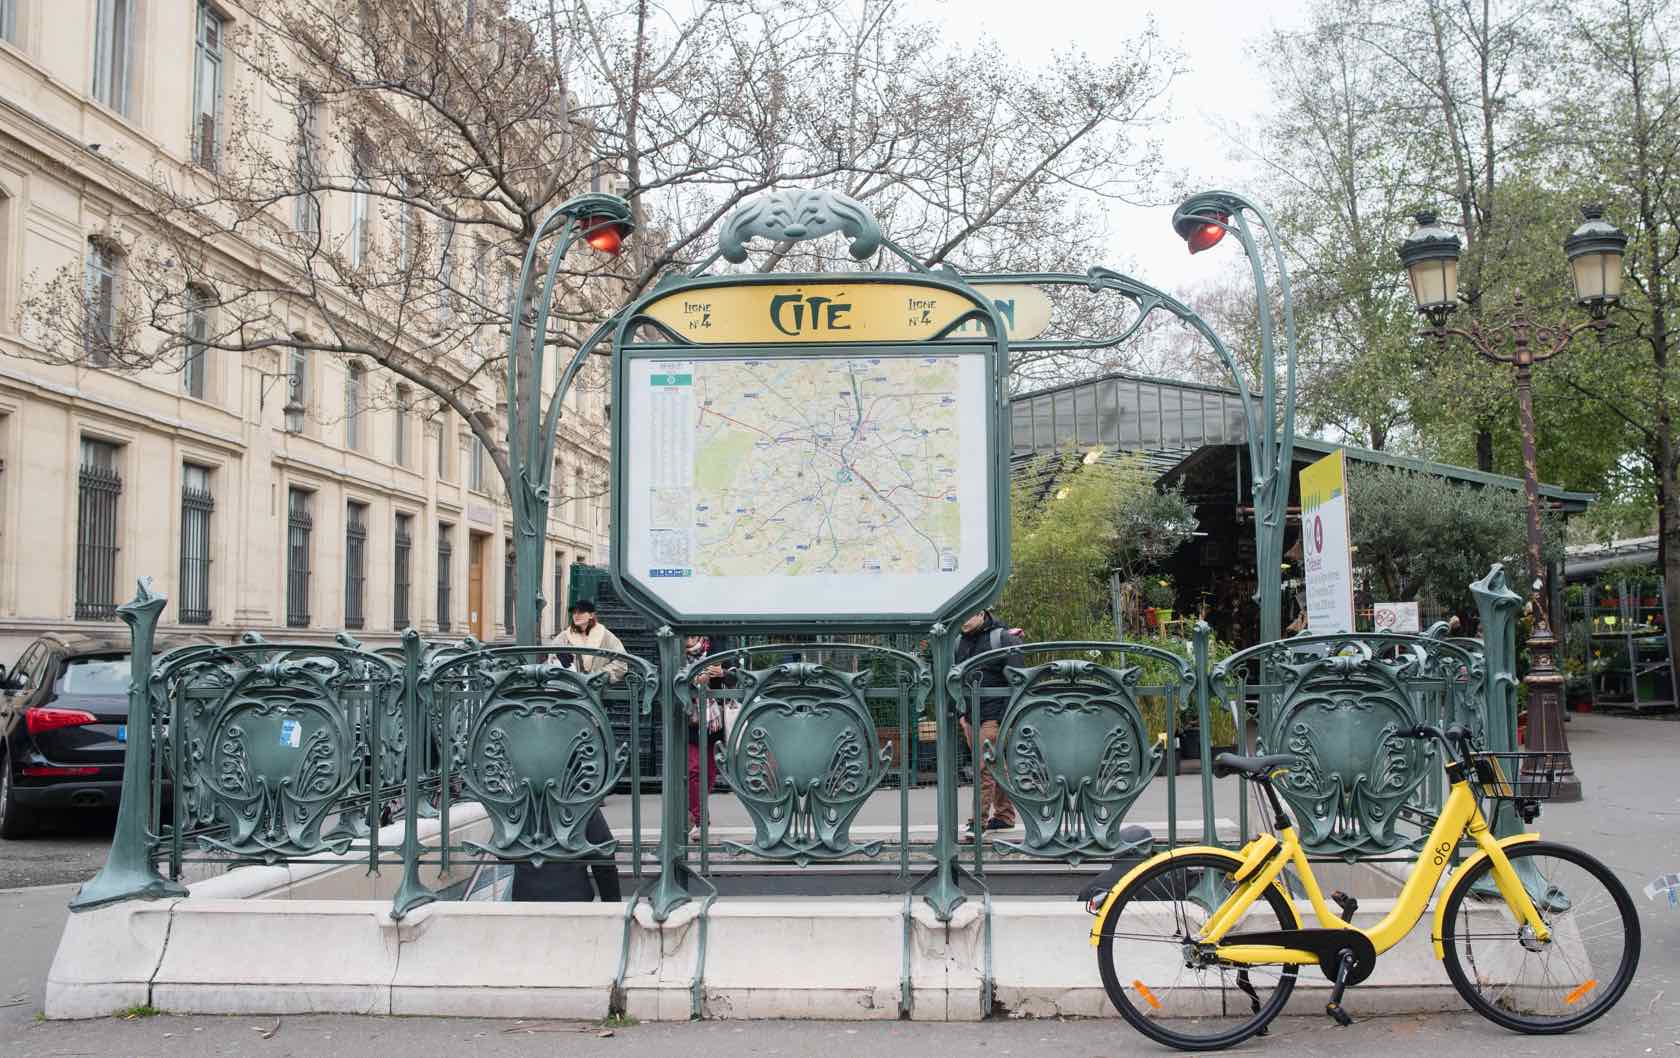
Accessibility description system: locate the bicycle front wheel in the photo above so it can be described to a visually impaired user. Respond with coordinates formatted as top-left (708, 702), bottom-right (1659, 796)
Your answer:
top-left (1095, 852), bottom-right (1299, 1052)
top-left (1440, 841), bottom-right (1640, 1034)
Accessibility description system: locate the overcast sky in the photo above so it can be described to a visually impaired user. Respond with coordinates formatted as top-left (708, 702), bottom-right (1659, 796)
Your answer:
top-left (914, 0), bottom-right (1310, 293)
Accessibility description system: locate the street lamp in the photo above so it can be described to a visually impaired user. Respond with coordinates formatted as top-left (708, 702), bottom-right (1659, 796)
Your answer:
top-left (504, 191), bottom-right (634, 645)
top-left (1172, 191), bottom-right (1299, 643)
top-left (1398, 204), bottom-right (1629, 802)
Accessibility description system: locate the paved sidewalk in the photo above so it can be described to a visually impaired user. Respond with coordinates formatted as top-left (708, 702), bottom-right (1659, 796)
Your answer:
top-left (1, 713), bottom-right (1675, 1057)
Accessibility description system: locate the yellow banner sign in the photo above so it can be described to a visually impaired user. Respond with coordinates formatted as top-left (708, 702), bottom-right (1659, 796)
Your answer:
top-left (951, 282), bottom-right (1054, 341)
top-left (639, 282), bottom-right (990, 343)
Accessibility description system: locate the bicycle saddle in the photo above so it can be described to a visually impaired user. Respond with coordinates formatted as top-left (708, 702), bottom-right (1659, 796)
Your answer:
top-left (1212, 752), bottom-right (1300, 779)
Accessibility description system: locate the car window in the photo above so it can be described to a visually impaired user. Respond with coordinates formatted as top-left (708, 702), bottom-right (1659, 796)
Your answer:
top-left (8, 644), bottom-right (42, 691)
top-left (56, 656), bottom-right (132, 696)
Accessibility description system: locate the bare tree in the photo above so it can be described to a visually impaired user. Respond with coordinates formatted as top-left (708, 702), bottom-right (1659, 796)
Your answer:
top-left (18, 0), bottom-right (1176, 490)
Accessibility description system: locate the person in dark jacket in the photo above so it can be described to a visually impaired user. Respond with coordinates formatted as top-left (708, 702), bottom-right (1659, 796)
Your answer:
top-left (508, 808), bottom-right (622, 901)
top-left (953, 608), bottom-right (1024, 836)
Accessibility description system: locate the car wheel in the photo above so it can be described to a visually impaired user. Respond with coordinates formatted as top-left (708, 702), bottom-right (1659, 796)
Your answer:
top-left (0, 746), bottom-right (35, 839)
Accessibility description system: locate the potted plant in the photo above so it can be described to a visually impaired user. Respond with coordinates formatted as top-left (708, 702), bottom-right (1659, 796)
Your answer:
top-left (1596, 578), bottom-right (1618, 608)
top-left (1638, 571), bottom-right (1662, 610)
top-left (1145, 577), bottom-right (1177, 628)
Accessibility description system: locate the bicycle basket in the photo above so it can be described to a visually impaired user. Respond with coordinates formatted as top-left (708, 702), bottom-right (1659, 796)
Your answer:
top-left (1467, 750), bottom-right (1572, 802)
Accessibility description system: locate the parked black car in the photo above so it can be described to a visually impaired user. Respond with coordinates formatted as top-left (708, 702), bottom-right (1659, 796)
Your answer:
top-left (0, 632), bottom-right (211, 838)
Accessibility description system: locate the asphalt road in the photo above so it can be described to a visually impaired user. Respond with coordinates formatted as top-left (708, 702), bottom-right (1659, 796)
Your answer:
top-left (0, 809), bottom-right (115, 888)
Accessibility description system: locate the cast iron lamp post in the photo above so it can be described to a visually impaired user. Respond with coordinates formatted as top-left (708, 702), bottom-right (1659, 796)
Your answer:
top-left (504, 192), bottom-right (634, 645)
top-left (1397, 205), bottom-right (1629, 802)
top-left (1171, 191), bottom-right (1299, 643)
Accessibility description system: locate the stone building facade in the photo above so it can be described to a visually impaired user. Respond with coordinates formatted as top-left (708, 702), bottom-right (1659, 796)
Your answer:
top-left (0, 1), bottom-right (611, 655)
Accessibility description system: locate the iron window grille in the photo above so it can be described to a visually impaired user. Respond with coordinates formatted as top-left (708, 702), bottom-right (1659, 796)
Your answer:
top-left (393, 514), bottom-right (413, 629)
top-left (286, 489), bottom-right (313, 628)
top-left (75, 440), bottom-right (122, 621)
top-left (344, 502), bottom-right (367, 630)
top-left (436, 525), bottom-right (452, 632)
top-left (179, 466), bottom-right (214, 624)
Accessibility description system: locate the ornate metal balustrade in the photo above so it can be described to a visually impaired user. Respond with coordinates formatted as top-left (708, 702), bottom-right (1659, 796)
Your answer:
top-left (948, 631), bottom-right (1219, 868)
top-left (73, 567), bottom-right (1521, 919)
top-left (1209, 567), bottom-right (1521, 859)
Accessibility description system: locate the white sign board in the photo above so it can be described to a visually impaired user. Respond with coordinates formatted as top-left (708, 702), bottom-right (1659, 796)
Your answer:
top-left (621, 352), bottom-right (991, 617)
top-left (1300, 449), bottom-right (1356, 633)
top-left (1372, 601), bottom-right (1420, 633)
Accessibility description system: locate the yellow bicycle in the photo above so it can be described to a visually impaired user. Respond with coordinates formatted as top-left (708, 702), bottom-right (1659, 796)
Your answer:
top-left (1089, 723), bottom-right (1640, 1051)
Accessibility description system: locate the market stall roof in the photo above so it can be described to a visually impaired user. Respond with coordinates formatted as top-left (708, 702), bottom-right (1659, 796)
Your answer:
top-left (1564, 535), bottom-right (1658, 579)
top-left (1007, 371), bottom-right (1596, 514)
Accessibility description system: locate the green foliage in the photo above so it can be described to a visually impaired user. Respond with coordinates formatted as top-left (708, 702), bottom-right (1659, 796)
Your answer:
top-left (114, 1004), bottom-right (161, 1020)
top-left (996, 452), bottom-right (1155, 642)
top-left (1347, 464), bottom-right (1564, 611)
top-left (994, 453), bottom-right (1236, 745)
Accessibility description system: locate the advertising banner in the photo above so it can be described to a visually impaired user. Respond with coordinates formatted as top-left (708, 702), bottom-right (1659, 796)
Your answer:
top-left (1300, 449), bottom-right (1356, 633)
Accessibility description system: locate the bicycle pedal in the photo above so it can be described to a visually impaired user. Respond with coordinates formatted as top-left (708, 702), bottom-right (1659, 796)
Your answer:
top-left (1331, 890), bottom-right (1359, 919)
top-left (1325, 1002), bottom-right (1353, 1027)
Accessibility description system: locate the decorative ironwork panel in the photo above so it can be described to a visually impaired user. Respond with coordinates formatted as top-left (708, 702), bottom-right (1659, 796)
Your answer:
top-left (708, 648), bottom-right (924, 864)
top-left (428, 647), bottom-right (648, 864)
top-left (155, 645), bottom-right (400, 863)
top-left (1213, 634), bottom-right (1482, 858)
top-left (952, 643), bottom-right (1176, 862)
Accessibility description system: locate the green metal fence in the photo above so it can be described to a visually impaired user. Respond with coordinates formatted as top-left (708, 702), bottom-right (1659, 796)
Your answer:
top-left (72, 565), bottom-right (1522, 924)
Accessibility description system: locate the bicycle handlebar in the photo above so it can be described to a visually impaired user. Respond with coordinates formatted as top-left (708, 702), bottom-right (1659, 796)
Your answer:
top-left (1398, 722), bottom-right (1476, 754)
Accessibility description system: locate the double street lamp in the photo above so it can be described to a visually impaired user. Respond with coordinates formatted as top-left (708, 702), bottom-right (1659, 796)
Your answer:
top-left (1398, 205), bottom-right (1630, 802)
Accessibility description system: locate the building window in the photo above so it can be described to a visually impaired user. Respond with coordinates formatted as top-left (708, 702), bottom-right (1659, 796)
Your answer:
top-left (436, 414), bottom-right (454, 481)
top-left (573, 467), bottom-right (585, 525)
top-left (394, 384), bottom-right (411, 467)
top-left (179, 464), bottom-right (214, 624)
top-left (84, 239), bottom-right (120, 366)
top-left (468, 436), bottom-right (486, 492)
top-left (502, 538), bottom-right (515, 631)
top-left (286, 488), bottom-right (313, 628)
top-left (183, 286), bottom-right (209, 399)
top-left (2, 0), bottom-right (17, 43)
top-left (552, 550), bottom-right (566, 636)
top-left (344, 501), bottom-right (367, 630)
top-left (293, 89), bottom-right (322, 236)
top-left (286, 348), bottom-right (309, 432)
top-left (437, 217), bottom-right (456, 323)
top-left (436, 523), bottom-right (452, 632)
top-left (75, 439), bottom-right (122, 621)
top-left (397, 177), bottom-right (416, 270)
top-left (192, 3), bottom-right (225, 168)
top-left (393, 512), bottom-right (412, 629)
top-left (92, 0), bottom-right (134, 114)
top-left (345, 362), bottom-right (365, 450)
top-left (551, 458), bottom-right (564, 521)
top-left (349, 138), bottom-right (372, 268)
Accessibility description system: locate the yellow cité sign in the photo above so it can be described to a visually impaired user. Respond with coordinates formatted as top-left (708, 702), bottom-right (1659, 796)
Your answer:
top-left (639, 282), bottom-right (992, 343)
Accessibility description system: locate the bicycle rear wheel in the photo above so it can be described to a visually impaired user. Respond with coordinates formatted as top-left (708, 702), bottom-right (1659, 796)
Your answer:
top-left (1095, 852), bottom-right (1299, 1052)
top-left (1440, 841), bottom-right (1640, 1034)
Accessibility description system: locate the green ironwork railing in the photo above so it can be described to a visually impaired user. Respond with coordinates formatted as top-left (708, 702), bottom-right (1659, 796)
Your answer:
top-left (72, 566), bottom-right (1521, 924)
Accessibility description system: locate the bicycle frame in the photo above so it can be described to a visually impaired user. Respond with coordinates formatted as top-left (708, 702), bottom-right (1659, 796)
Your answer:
top-left (1205, 779), bottom-right (1551, 967)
